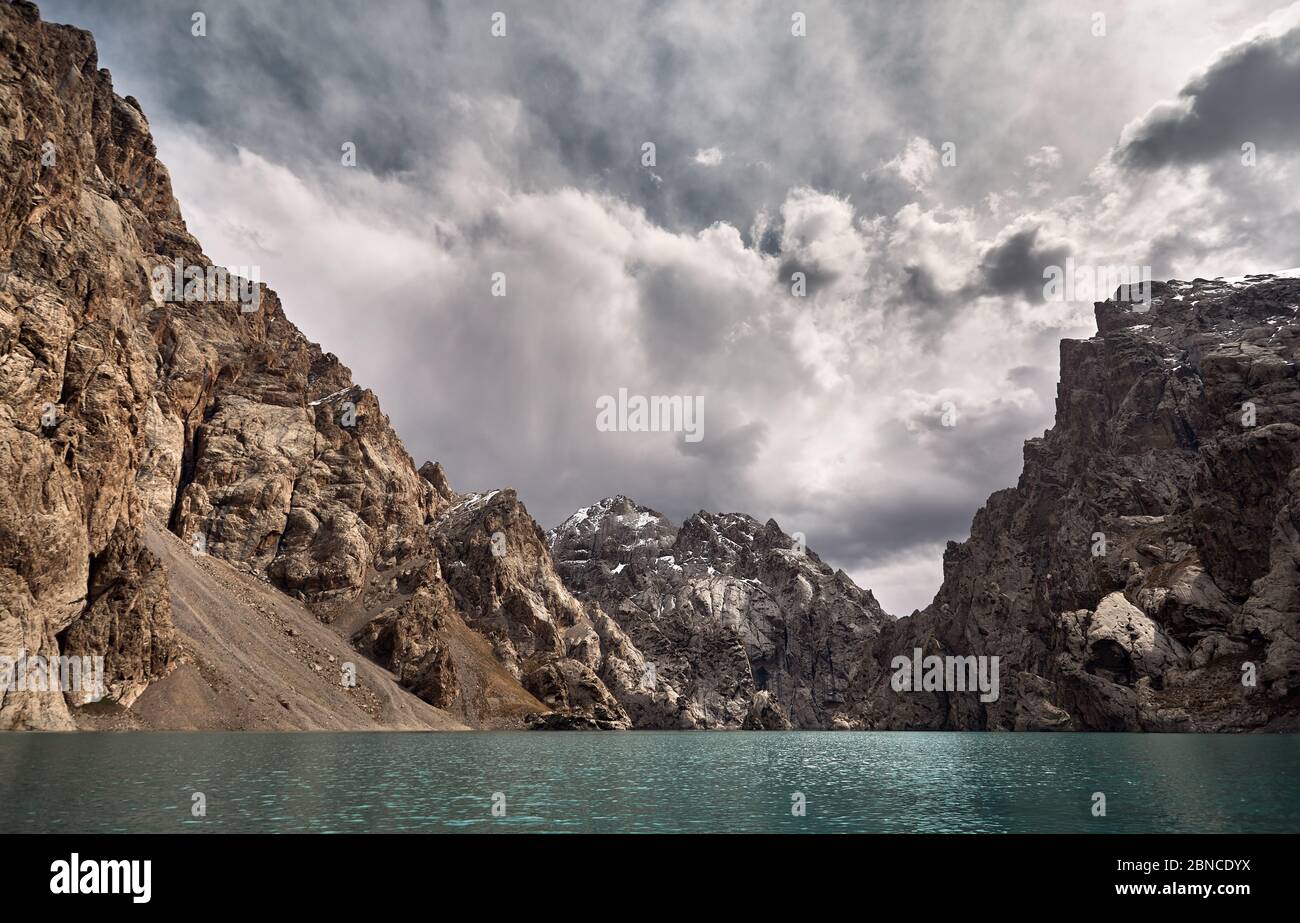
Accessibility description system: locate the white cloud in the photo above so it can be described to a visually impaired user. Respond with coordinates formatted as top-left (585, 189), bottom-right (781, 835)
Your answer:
top-left (887, 202), bottom-right (981, 293)
top-left (878, 136), bottom-right (940, 192)
top-left (1025, 145), bottom-right (1062, 172)
top-left (692, 146), bottom-right (725, 166)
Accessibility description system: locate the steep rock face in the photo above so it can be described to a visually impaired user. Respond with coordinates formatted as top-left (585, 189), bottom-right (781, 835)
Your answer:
top-left (351, 585), bottom-right (461, 710)
top-left (159, 303), bottom-right (442, 603)
top-left (847, 275), bottom-right (1300, 731)
top-left (2, 1), bottom-right (446, 727)
top-left (432, 490), bottom-right (577, 669)
top-left (0, 1), bottom-right (180, 727)
top-left (549, 496), bottom-right (890, 728)
top-left (427, 490), bottom-right (631, 729)
top-left (0, 3), bottom-right (440, 617)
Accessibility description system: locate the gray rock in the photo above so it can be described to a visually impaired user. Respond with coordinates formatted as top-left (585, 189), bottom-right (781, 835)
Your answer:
top-left (549, 496), bottom-right (890, 728)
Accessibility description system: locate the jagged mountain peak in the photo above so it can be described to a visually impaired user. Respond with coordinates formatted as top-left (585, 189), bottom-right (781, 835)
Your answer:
top-left (674, 509), bottom-right (803, 569)
top-left (551, 496), bottom-right (864, 597)
top-left (416, 460), bottom-right (457, 503)
top-left (549, 495), bottom-right (890, 728)
top-left (547, 495), bottom-right (677, 576)
top-left (549, 494), bottom-right (671, 536)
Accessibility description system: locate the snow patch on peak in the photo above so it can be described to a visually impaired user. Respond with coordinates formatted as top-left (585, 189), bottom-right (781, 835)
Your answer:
top-left (307, 385), bottom-right (356, 407)
top-left (553, 497), bottom-right (671, 536)
top-left (438, 489), bottom-right (501, 520)
top-left (1213, 268), bottom-right (1300, 286)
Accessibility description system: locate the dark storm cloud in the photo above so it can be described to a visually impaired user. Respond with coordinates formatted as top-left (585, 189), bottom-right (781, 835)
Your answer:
top-left (901, 264), bottom-right (947, 305)
top-left (678, 420), bottom-right (767, 467)
top-left (973, 226), bottom-right (1071, 303)
top-left (47, 0), bottom-right (454, 174)
top-left (1116, 20), bottom-right (1300, 169)
top-left (1133, 154), bottom-right (1300, 277)
top-left (635, 266), bottom-right (741, 374)
top-left (796, 490), bottom-right (975, 573)
top-left (1143, 229), bottom-right (1223, 277)
top-left (40, 0), bottom-right (1004, 234)
top-left (1006, 364), bottom-right (1055, 395)
top-left (895, 398), bottom-right (1047, 480)
top-left (775, 257), bottom-right (840, 298)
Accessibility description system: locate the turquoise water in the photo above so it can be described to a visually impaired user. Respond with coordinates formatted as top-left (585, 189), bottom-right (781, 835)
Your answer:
top-left (0, 732), bottom-right (1297, 833)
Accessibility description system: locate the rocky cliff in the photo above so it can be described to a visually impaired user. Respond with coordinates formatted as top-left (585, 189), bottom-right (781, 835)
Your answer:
top-left (845, 274), bottom-right (1300, 731)
top-left (1, 0), bottom-right (183, 728)
top-left (349, 488), bottom-right (634, 729)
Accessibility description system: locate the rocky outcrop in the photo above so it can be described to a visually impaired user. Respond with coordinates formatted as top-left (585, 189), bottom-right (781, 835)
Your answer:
top-left (351, 586), bottom-right (460, 710)
top-left (431, 490), bottom-right (576, 671)
top-left (427, 490), bottom-right (631, 729)
top-left (549, 496), bottom-right (890, 728)
top-left (1, 0), bottom-right (181, 727)
top-left (846, 274), bottom-right (1300, 731)
top-left (418, 460), bottom-right (457, 504)
top-left (521, 658), bottom-right (631, 730)
top-left (742, 690), bottom-right (795, 730)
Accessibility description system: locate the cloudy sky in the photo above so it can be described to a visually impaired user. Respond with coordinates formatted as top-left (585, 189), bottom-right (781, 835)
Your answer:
top-left (43, 0), bottom-right (1300, 614)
